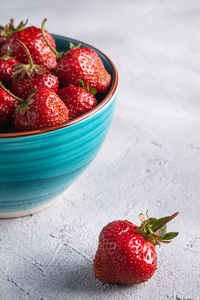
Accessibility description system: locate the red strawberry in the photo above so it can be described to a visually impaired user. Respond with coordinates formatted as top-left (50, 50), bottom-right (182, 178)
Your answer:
top-left (1, 21), bottom-right (56, 70)
top-left (0, 88), bottom-right (16, 130)
top-left (12, 71), bottom-right (59, 100)
top-left (0, 50), bottom-right (19, 87)
top-left (93, 212), bottom-right (179, 285)
top-left (11, 40), bottom-right (58, 99)
top-left (58, 86), bottom-right (97, 120)
top-left (0, 83), bottom-right (69, 132)
top-left (56, 47), bottom-right (111, 92)
top-left (0, 18), bottom-right (28, 47)
top-left (15, 89), bottom-right (69, 131)
top-left (0, 37), bottom-right (7, 49)
top-left (42, 19), bottom-right (111, 92)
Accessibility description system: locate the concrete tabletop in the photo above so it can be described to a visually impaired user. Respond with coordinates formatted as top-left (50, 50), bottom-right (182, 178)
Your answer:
top-left (0, 0), bottom-right (200, 299)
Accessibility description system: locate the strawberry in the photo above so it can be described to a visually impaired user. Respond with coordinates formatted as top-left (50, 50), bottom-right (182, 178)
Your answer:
top-left (0, 88), bottom-right (16, 130)
top-left (55, 46), bottom-right (111, 92)
top-left (93, 212), bottom-right (179, 285)
top-left (0, 49), bottom-right (19, 87)
top-left (42, 19), bottom-right (111, 92)
top-left (1, 21), bottom-right (57, 70)
top-left (12, 70), bottom-right (59, 100)
top-left (0, 18), bottom-right (28, 47)
top-left (0, 83), bottom-right (69, 131)
top-left (15, 88), bottom-right (69, 131)
top-left (58, 85), bottom-right (97, 120)
top-left (11, 40), bottom-right (58, 99)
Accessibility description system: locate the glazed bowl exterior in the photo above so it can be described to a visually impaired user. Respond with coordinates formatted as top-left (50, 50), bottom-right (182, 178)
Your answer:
top-left (0, 34), bottom-right (118, 218)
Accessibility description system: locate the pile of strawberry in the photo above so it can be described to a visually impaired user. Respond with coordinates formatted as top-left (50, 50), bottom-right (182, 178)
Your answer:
top-left (0, 18), bottom-right (111, 132)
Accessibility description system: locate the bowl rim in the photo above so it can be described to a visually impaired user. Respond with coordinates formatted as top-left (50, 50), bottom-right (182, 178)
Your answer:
top-left (0, 33), bottom-right (118, 139)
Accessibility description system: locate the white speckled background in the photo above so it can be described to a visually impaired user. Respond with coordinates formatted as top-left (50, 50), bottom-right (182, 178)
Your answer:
top-left (0, 0), bottom-right (200, 299)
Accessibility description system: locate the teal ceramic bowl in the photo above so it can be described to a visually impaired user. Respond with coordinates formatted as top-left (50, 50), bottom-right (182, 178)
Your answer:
top-left (0, 34), bottom-right (118, 218)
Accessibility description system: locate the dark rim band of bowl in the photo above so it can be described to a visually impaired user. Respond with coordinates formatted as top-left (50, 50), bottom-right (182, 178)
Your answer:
top-left (0, 34), bottom-right (118, 139)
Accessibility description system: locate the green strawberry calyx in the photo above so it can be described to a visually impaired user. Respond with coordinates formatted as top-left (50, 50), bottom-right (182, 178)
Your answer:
top-left (139, 211), bottom-right (179, 245)
top-left (79, 79), bottom-right (97, 96)
top-left (0, 18), bottom-right (28, 39)
top-left (15, 90), bottom-right (36, 116)
top-left (69, 42), bottom-right (81, 51)
top-left (0, 47), bottom-right (12, 61)
top-left (12, 40), bottom-right (46, 79)
top-left (0, 81), bottom-right (35, 115)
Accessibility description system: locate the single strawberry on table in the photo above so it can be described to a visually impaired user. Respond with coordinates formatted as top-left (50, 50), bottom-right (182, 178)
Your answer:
top-left (0, 83), bottom-right (69, 131)
top-left (0, 48), bottom-right (19, 87)
top-left (0, 88), bottom-right (16, 130)
top-left (93, 211), bottom-right (179, 285)
top-left (1, 19), bottom-right (57, 70)
top-left (42, 19), bottom-right (111, 93)
top-left (11, 40), bottom-right (58, 99)
top-left (58, 84), bottom-right (97, 120)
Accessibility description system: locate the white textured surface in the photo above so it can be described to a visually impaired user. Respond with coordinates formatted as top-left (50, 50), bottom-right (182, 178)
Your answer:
top-left (0, 1), bottom-right (200, 299)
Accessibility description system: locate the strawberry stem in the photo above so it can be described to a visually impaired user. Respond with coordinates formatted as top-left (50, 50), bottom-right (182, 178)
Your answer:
top-left (13, 41), bottom-right (46, 78)
top-left (0, 81), bottom-right (25, 104)
top-left (151, 212), bottom-right (179, 232)
top-left (16, 40), bottom-right (34, 69)
top-left (41, 18), bottom-right (63, 60)
top-left (139, 211), bottom-right (179, 245)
